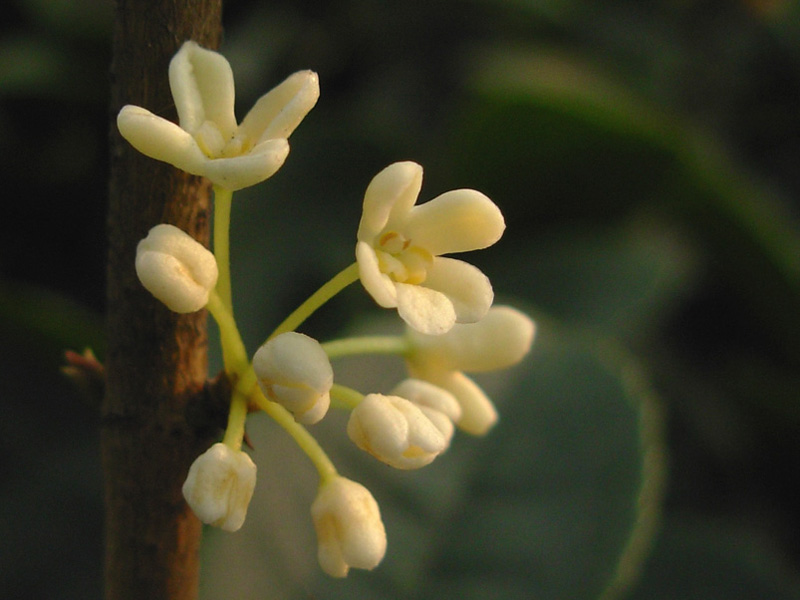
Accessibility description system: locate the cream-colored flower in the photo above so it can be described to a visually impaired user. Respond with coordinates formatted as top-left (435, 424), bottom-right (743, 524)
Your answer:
top-left (406, 305), bottom-right (535, 435)
top-left (135, 224), bottom-right (218, 313)
top-left (182, 442), bottom-right (257, 532)
top-left (253, 332), bottom-right (333, 424)
top-left (356, 161), bottom-right (505, 335)
top-left (390, 378), bottom-right (461, 446)
top-left (117, 41), bottom-right (319, 191)
top-left (311, 476), bottom-right (387, 578)
top-left (347, 392), bottom-right (447, 469)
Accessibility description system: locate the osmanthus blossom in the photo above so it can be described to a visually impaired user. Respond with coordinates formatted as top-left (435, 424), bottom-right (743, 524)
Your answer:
top-left (117, 41), bottom-right (319, 191)
top-left (182, 443), bottom-right (257, 532)
top-left (405, 305), bottom-right (535, 436)
top-left (252, 332), bottom-right (334, 424)
top-left (347, 392), bottom-right (448, 470)
top-left (135, 223), bottom-right (218, 313)
top-left (356, 161), bottom-right (506, 335)
top-left (311, 476), bottom-right (387, 577)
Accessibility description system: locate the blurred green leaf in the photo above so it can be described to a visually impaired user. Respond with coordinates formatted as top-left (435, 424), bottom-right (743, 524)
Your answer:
top-left (0, 282), bottom-right (104, 363)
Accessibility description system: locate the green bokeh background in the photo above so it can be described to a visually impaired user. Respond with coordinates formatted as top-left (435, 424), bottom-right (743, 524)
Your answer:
top-left (2, 0), bottom-right (800, 598)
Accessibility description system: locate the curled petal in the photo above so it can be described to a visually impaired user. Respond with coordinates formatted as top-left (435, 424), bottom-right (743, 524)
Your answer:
top-left (414, 369), bottom-right (498, 436)
top-left (357, 162), bottom-right (423, 243)
top-left (391, 378), bottom-right (461, 445)
top-left (356, 241), bottom-right (397, 308)
top-left (391, 378), bottom-right (461, 422)
top-left (395, 282), bottom-right (456, 336)
top-left (408, 305), bottom-right (536, 373)
top-left (239, 70), bottom-right (320, 144)
top-left (424, 257), bottom-right (493, 325)
top-left (199, 138), bottom-right (289, 191)
top-left (404, 189), bottom-right (505, 255)
top-left (117, 106), bottom-right (207, 175)
top-left (168, 41), bottom-right (237, 138)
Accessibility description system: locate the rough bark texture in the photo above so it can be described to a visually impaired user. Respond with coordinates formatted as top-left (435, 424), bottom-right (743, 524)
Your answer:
top-left (105, 2), bottom-right (223, 599)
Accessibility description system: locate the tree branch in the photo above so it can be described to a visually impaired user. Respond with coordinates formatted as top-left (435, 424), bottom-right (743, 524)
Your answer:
top-left (104, 1), bottom-right (223, 598)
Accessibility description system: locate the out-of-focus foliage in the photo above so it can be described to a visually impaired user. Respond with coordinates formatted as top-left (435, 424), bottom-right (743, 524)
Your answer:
top-left (2, 0), bottom-right (800, 598)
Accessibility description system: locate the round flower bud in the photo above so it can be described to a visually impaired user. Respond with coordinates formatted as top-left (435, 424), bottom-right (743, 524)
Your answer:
top-left (252, 332), bottom-right (334, 424)
top-left (182, 442), bottom-right (257, 532)
top-left (311, 476), bottom-right (387, 578)
top-left (347, 393), bottom-right (447, 469)
top-left (135, 224), bottom-right (218, 313)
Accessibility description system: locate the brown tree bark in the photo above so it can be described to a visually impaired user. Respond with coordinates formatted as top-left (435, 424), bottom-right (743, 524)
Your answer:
top-left (104, 1), bottom-right (223, 599)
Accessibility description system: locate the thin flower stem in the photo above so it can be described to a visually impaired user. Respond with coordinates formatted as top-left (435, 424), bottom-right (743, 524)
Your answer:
top-left (221, 390), bottom-right (248, 450)
top-left (206, 290), bottom-right (250, 451)
top-left (322, 335), bottom-right (411, 359)
top-left (329, 383), bottom-right (364, 410)
top-left (206, 290), bottom-right (249, 376)
top-left (269, 262), bottom-right (360, 340)
top-left (251, 388), bottom-right (338, 483)
top-left (213, 185), bottom-right (234, 313)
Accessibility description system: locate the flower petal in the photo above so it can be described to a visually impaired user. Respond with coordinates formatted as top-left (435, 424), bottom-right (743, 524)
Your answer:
top-left (356, 241), bottom-right (397, 307)
top-left (423, 257), bottom-right (493, 324)
top-left (117, 105), bottom-right (207, 175)
top-left (411, 369), bottom-right (498, 436)
top-left (404, 189), bottom-right (505, 255)
top-left (395, 282), bottom-right (456, 335)
top-left (168, 41), bottom-right (237, 138)
top-left (408, 305), bottom-right (536, 373)
top-left (239, 70), bottom-right (320, 144)
top-left (199, 138), bottom-right (289, 190)
top-left (357, 162), bottom-right (422, 243)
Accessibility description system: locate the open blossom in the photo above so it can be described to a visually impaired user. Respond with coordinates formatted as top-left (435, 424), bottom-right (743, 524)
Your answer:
top-left (390, 378), bottom-right (461, 446)
top-left (182, 443), bottom-right (257, 532)
top-left (356, 161), bottom-right (505, 335)
top-left (311, 476), bottom-right (387, 578)
top-left (117, 41), bottom-right (319, 190)
top-left (253, 332), bottom-right (333, 424)
top-left (135, 224), bottom-right (218, 313)
top-left (347, 392), bottom-right (447, 469)
top-left (405, 305), bottom-right (535, 436)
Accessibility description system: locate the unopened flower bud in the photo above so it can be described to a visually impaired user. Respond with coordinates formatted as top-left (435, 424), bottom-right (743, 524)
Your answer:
top-left (347, 393), bottom-right (446, 469)
top-left (252, 332), bottom-right (333, 424)
top-left (182, 442), bottom-right (257, 532)
top-left (311, 476), bottom-right (387, 578)
top-left (391, 378), bottom-right (462, 445)
top-left (135, 224), bottom-right (218, 313)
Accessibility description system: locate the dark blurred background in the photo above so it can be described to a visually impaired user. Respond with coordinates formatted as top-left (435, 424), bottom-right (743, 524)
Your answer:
top-left (2, 0), bottom-right (800, 598)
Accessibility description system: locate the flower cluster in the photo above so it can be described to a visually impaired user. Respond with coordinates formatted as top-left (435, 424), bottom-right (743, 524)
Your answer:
top-left (120, 41), bottom-right (534, 578)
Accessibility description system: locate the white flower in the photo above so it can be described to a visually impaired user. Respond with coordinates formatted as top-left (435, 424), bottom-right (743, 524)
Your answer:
top-left (390, 378), bottom-right (461, 446)
top-left (135, 224), bottom-right (218, 313)
top-left (356, 161), bottom-right (505, 335)
top-left (311, 476), bottom-right (387, 578)
top-left (347, 393), bottom-right (447, 469)
top-left (406, 305), bottom-right (535, 436)
top-left (182, 442), bottom-right (257, 532)
top-left (117, 41), bottom-right (319, 191)
top-left (252, 332), bottom-right (333, 424)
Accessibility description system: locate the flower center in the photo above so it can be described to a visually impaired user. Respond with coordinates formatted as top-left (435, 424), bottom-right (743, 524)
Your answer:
top-left (375, 231), bottom-right (433, 285)
top-left (194, 121), bottom-right (253, 159)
